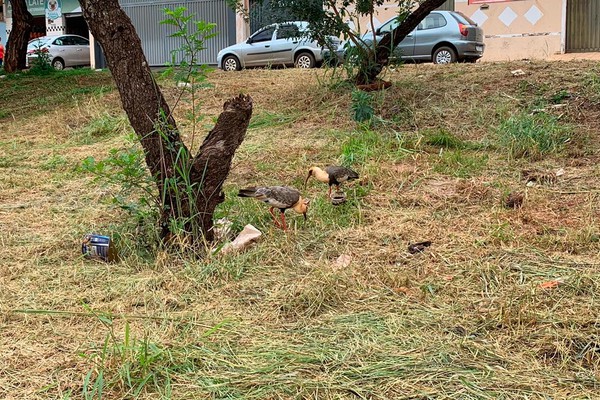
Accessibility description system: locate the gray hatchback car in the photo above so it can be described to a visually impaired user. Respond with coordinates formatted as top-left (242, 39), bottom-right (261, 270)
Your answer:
top-left (217, 21), bottom-right (341, 71)
top-left (345, 11), bottom-right (484, 64)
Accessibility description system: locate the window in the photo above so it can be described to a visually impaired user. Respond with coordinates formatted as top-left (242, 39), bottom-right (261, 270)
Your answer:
top-left (418, 13), bottom-right (447, 30)
top-left (451, 11), bottom-right (477, 26)
top-left (277, 24), bottom-right (300, 40)
top-left (251, 27), bottom-right (275, 43)
top-left (60, 37), bottom-right (76, 46)
top-left (72, 36), bottom-right (89, 46)
top-left (0, 0), bottom-right (4, 22)
top-left (377, 19), bottom-right (399, 35)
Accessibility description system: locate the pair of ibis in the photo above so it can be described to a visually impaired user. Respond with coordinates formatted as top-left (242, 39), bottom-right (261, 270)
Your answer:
top-left (237, 166), bottom-right (359, 230)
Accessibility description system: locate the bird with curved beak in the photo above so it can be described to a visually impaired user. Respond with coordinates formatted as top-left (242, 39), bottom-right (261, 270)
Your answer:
top-left (305, 166), bottom-right (360, 197)
top-left (238, 186), bottom-right (310, 230)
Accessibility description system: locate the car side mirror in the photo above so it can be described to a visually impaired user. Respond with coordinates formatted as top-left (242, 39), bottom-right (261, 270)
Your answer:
top-left (375, 28), bottom-right (381, 35)
top-left (246, 37), bottom-right (253, 44)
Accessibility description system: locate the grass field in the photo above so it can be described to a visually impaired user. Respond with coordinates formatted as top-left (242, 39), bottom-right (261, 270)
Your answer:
top-left (1, 61), bottom-right (599, 399)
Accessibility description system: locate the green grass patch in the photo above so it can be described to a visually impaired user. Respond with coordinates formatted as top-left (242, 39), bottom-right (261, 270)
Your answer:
top-left (582, 67), bottom-right (600, 101)
top-left (423, 128), bottom-right (480, 150)
top-left (496, 112), bottom-right (571, 159)
top-left (0, 68), bottom-right (114, 120)
top-left (249, 111), bottom-right (298, 130)
top-left (73, 113), bottom-right (130, 144)
top-left (41, 154), bottom-right (68, 171)
top-left (433, 150), bottom-right (488, 178)
top-left (341, 128), bottom-right (412, 165)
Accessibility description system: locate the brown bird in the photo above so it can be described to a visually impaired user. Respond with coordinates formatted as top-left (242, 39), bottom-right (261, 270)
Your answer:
top-left (305, 166), bottom-right (359, 197)
top-left (238, 186), bottom-right (310, 230)
top-left (505, 192), bottom-right (524, 209)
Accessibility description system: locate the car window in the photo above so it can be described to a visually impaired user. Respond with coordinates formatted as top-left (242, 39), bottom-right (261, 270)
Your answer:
top-left (72, 36), bottom-right (89, 45)
top-left (378, 18), bottom-right (399, 35)
top-left (54, 36), bottom-right (76, 45)
top-left (63, 37), bottom-right (76, 45)
top-left (451, 12), bottom-right (477, 26)
top-left (251, 27), bottom-right (275, 43)
top-left (418, 13), bottom-right (447, 30)
top-left (277, 24), bottom-right (301, 40)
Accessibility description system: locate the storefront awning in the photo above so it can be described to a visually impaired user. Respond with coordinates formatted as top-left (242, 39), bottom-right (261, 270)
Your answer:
top-left (7, 0), bottom-right (82, 18)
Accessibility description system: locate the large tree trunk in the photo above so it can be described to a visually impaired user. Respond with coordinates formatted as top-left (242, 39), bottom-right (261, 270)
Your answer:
top-left (356, 0), bottom-right (448, 85)
top-left (4, 0), bottom-right (33, 73)
top-left (79, 0), bottom-right (253, 243)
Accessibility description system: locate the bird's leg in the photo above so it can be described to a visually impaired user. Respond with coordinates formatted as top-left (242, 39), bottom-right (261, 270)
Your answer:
top-left (269, 207), bottom-right (281, 228)
top-left (280, 211), bottom-right (288, 231)
top-left (328, 185), bottom-right (332, 198)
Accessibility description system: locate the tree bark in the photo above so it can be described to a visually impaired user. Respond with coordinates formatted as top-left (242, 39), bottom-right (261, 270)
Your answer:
top-left (192, 95), bottom-right (253, 240)
top-left (4, 0), bottom-right (33, 72)
top-left (79, 0), bottom-right (253, 243)
top-left (356, 0), bottom-right (448, 85)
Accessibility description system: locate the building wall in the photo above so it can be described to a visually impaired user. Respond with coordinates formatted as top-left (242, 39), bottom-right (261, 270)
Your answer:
top-left (120, 0), bottom-right (237, 66)
top-left (456, 0), bottom-right (564, 61)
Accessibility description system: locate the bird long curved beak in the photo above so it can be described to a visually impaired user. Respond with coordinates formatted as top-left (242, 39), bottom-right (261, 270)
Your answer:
top-left (303, 212), bottom-right (307, 221)
top-left (304, 172), bottom-right (312, 188)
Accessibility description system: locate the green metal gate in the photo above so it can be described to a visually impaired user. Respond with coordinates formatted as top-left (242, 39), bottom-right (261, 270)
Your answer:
top-left (567, 0), bottom-right (600, 52)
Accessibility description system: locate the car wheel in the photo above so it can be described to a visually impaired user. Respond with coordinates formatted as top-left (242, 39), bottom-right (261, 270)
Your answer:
top-left (222, 55), bottom-right (241, 71)
top-left (52, 58), bottom-right (65, 70)
top-left (295, 52), bottom-right (315, 69)
top-left (432, 47), bottom-right (457, 64)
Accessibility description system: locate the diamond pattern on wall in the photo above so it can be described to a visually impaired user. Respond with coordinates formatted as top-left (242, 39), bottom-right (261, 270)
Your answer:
top-left (470, 9), bottom-right (488, 27)
top-left (524, 5), bottom-right (543, 25)
top-left (498, 7), bottom-right (518, 27)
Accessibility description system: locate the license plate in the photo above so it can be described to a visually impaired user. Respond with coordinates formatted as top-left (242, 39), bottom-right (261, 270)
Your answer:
top-left (476, 45), bottom-right (483, 52)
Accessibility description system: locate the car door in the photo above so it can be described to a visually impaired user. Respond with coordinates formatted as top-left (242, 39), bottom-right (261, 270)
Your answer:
top-left (413, 13), bottom-right (448, 60)
top-left (71, 36), bottom-right (90, 66)
top-left (242, 26), bottom-right (276, 67)
top-left (51, 36), bottom-right (76, 66)
top-left (375, 18), bottom-right (415, 59)
top-left (272, 24), bottom-right (301, 65)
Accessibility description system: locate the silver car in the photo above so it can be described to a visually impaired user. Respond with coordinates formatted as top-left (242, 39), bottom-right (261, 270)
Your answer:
top-left (217, 21), bottom-right (341, 71)
top-left (345, 11), bottom-right (484, 64)
top-left (26, 35), bottom-right (91, 70)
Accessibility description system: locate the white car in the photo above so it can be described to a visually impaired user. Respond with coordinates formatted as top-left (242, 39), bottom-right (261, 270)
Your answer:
top-left (217, 21), bottom-right (341, 71)
top-left (27, 35), bottom-right (91, 70)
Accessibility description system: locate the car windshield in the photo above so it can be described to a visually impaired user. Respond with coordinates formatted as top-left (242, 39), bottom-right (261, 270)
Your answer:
top-left (28, 38), bottom-right (51, 50)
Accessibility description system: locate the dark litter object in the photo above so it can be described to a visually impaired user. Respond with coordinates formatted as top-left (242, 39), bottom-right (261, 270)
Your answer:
top-left (330, 191), bottom-right (347, 206)
top-left (408, 241), bottom-right (432, 254)
top-left (505, 192), bottom-right (524, 209)
top-left (82, 234), bottom-right (118, 262)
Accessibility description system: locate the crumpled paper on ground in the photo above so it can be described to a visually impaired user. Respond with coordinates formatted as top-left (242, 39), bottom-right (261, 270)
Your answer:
top-left (221, 224), bottom-right (262, 254)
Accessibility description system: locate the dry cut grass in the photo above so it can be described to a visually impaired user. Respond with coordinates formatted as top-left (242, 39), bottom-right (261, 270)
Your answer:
top-left (0, 60), bottom-right (599, 399)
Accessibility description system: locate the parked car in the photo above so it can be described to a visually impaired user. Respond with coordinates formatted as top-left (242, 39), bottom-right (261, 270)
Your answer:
top-left (217, 21), bottom-right (341, 71)
top-left (342, 11), bottom-right (484, 64)
top-left (26, 34), bottom-right (91, 70)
